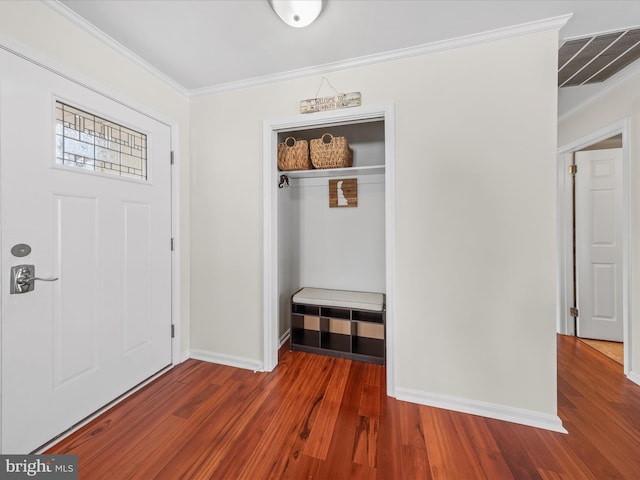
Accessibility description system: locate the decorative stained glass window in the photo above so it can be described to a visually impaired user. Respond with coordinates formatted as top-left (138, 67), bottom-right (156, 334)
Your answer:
top-left (55, 101), bottom-right (147, 180)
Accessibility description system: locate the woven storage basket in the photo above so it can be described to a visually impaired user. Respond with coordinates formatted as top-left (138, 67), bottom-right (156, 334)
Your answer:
top-left (310, 133), bottom-right (353, 169)
top-left (278, 137), bottom-right (312, 171)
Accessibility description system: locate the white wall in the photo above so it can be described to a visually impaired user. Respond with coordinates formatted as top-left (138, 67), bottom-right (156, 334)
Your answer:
top-left (558, 72), bottom-right (640, 383)
top-left (3, 0), bottom-right (562, 425)
top-left (275, 122), bottom-right (387, 340)
top-left (277, 174), bottom-right (385, 340)
top-left (292, 175), bottom-right (385, 294)
top-left (277, 180), bottom-right (298, 341)
top-left (190, 29), bottom-right (561, 422)
top-left (0, 1), bottom-right (191, 359)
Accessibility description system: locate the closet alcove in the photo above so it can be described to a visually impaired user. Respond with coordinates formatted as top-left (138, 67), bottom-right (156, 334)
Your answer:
top-left (263, 104), bottom-right (396, 392)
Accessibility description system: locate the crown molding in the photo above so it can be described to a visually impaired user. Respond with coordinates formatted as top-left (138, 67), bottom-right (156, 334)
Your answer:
top-left (44, 0), bottom-right (190, 96)
top-left (43, 1), bottom-right (571, 98)
top-left (191, 13), bottom-right (573, 96)
top-left (0, 32), bottom-right (177, 129)
top-left (560, 23), bottom-right (640, 43)
top-left (558, 59), bottom-right (640, 122)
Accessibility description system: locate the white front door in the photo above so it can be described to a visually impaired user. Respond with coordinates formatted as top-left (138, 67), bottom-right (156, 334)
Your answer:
top-left (575, 148), bottom-right (623, 342)
top-left (0, 50), bottom-right (172, 453)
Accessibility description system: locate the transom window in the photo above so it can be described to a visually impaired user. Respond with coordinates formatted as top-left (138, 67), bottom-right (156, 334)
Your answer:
top-left (55, 101), bottom-right (147, 180)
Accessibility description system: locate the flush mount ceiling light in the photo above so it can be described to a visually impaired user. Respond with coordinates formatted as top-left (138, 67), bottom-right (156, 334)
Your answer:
top-left (269, 0), bottom-right (325, 28)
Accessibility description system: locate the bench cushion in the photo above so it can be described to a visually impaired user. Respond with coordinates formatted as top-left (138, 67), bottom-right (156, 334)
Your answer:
top-left (292, 287), bottom-right (384, 312)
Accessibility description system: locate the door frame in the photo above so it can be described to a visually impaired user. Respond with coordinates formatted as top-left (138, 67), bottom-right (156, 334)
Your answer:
top-left (0, 38), bottom-right (182, 448)
top-left (262, 104), bottom-right (397, 397)
top-left (556, 118), bottom-right (630, 375)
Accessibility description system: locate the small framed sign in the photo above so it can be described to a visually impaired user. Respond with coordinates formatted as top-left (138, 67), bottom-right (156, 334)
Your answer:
top-left (300, 92), bottom-right (361, 114)
top-left (329, 178), bottom-right (357, 208)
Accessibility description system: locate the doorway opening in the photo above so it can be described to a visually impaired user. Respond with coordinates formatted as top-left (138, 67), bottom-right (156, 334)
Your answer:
top-left (557, 119), bottom-right (630, 375)
top-left (262, 104), bottom-right (397, 397)
top-left (572, 135), bottom-right (623, 365)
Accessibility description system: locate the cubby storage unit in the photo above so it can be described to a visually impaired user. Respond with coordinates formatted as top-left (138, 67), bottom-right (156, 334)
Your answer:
top-left (290, 287), bottom-right (385, 365)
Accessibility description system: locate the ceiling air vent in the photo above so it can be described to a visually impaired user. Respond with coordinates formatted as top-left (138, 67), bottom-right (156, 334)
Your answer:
top-left (559, 28), bottom-right (640, 87)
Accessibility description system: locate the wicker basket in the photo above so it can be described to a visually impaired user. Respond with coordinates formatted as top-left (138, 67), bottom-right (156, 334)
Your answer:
top-left (278, 137), bottom-right (312, 171)
top-left (310, 133), bottom-right (353, 169)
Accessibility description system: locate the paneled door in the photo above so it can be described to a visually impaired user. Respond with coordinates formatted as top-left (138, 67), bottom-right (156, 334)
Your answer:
top-left (0, 49), bottom-right (172, 453)
top-left (575, 148), bottom-right (623, 342)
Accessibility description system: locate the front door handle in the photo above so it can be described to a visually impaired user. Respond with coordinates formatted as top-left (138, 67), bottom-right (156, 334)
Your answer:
top-left (10, 264), bottom-right (59, 294)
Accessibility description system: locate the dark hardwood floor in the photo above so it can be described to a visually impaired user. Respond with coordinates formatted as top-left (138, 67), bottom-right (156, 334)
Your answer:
top-left (47, 334), bottom-right (640, 479)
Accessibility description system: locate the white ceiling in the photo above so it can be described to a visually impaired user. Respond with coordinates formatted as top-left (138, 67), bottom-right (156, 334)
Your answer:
top-left (54, 0), bottom-right (640, 95)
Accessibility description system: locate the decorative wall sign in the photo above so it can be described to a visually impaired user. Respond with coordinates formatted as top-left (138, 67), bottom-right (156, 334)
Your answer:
top-left (300, 92), bottom-right (361, 114)
top-left (329, 178), bottom-right (357, 208)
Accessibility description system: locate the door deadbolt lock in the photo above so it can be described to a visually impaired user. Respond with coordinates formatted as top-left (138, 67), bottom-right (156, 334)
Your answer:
top-left (10, 264), bottom-right (59, 294)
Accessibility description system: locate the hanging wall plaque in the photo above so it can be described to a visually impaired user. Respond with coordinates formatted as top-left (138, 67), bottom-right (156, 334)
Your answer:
top-left (300, 92), bottom-right (361, 114)
top-left (301, 77), bottom-right (361, 114)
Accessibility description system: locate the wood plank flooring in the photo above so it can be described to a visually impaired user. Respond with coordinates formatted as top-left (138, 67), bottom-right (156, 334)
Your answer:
top-left (578, 338), bottom-right (624, 365)
top-left (47, 335), bottom-right (640, 479)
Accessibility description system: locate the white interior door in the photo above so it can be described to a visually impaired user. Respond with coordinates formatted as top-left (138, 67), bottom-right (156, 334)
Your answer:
top-left (575, 148), bottom-right (623, 342)
top-left (0, 50), bottom-right (172, 453)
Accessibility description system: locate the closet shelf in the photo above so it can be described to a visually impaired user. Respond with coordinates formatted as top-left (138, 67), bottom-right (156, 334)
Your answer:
top-left (283, 165), bottom-right (384, 179)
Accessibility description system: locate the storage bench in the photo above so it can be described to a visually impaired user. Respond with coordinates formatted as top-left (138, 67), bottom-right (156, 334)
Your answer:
top-left (290, 287), bottom-right (386, 365)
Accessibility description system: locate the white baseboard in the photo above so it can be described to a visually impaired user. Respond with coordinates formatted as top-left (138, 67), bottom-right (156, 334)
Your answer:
top-left (396, 387), bottom-right (568, 434)
top-left (190, 349), bottom-right (264, 372)
top-left (628, 371), bottom-right (640, 387)
top-left (279, 329), bottom-right (291, 349)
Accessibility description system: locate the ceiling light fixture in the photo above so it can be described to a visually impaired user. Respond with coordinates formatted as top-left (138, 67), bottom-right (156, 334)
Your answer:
top-left (269, 0), bottom-right (325, 28)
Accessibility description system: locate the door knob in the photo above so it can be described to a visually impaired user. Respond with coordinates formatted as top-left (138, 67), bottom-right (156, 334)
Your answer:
top-left (10, 264), bottom-right (59, 294)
